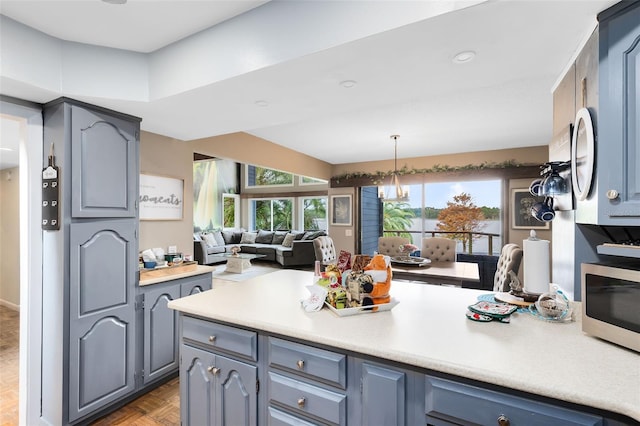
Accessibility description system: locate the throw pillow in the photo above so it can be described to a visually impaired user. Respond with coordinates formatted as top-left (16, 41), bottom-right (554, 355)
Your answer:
top-left (222, 231), bottom-right (234, 244)
top-left (282, 233), bottom-right (296, 248)
top-left (293, 231), bottom-right (306, 240)
top-left (232, 230), bottom-right (244, 244)
top-left (212, 230), bottom-right (225, 246)
top-left (255, 230), bottom-right (274, 244)
top-left (202, 233), bottom-right (217, 249)
top-left (272, 231), bottom-right (287, 245)
top-left (240, 232), bottom-right (258, 244)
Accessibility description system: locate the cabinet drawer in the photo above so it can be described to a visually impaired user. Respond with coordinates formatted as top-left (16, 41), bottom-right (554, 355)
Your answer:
top-left (268, 372), bottom-right (346, 426)
top-left (182, 316), bottom-right (257, 361)
top-left (268, 337), bottom-right (346, 389)
top-left (268, 407), bottom-right (318, 426)
top-left (425, 376), bottom-right (603, 426)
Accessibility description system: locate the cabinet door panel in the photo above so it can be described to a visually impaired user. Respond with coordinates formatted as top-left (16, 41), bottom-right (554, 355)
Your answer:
top-left (180, 345), bottom-right (215, 426)
top-left (599, 4), bottom-right (640, 221)
top-left (216, 355), bottom-right (258, 426)
top-left (361, 362), bottom-right (406, 426)
top-left (180, 274), bottom-right (212, 297)
top-left (143, 285), bottom-right (180, 384)
top-left (69, 220), bottom-right (137, 422)
top-left (71, 105), bottom-right (138, 217)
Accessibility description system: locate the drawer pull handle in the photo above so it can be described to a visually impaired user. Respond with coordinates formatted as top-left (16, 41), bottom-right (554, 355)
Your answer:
top-left (208, 335), bottom-right (216, 343)
top-left (296, 360), bottom-right (305, 370)
top-left (497, 414), bottom-right (510, 426)
top-left (297, 397), bottom-right (306, 408)
top-left (207, 366), bottom-right (220, 375)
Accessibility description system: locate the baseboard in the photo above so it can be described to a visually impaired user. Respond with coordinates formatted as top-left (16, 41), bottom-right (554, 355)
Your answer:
top-left (0, 299), bottom-right (20, 311)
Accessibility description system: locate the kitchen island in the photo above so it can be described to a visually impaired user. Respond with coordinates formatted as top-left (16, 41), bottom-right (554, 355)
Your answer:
top-left (168, 269), bottom-right (639, 424)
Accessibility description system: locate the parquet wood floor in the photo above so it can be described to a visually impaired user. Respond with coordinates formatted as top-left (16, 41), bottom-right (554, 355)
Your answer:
top-left (0, 305), bottom-right (20, 426)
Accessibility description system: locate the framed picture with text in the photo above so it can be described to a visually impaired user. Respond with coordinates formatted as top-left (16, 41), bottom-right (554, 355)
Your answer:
top-left (139, 173), bottom-right (184, 220)
top-left (331, 194), bottom-right (352, 226)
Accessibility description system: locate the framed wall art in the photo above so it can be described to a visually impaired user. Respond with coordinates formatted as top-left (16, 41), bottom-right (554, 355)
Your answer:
top-left (139, 173), bottom-right (184, 220)
top-left (511, 189), bottom-right (549, 230)
top-left (331, 194), bottom-right (352, 226)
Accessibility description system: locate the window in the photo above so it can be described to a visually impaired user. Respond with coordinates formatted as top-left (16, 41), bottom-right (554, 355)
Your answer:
top-left (246, 165), bottom-right (293, 187)
top-left (250, 198), bottom-right (293, 230)
top-left (300, 197), bottom-right (327, 230)
top-left (382, 180), bottom-right (502, 255)
top-left (222, 193), bottom-right (240, 229)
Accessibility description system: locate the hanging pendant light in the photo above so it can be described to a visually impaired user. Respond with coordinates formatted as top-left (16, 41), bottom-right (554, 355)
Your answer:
top-left (379, 135), bottom-right (409, 202)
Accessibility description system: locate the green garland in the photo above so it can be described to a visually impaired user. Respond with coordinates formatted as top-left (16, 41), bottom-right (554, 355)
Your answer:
top-left (332, 160), bottom-right (531, 185)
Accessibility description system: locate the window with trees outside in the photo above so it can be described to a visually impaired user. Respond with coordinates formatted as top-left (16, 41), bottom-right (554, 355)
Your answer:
top-left (250, 198), bottom-right (294, 231)
top-left (301, 197), bottom-right (328, 230)
top-left (383, 180), bottom-right (502, 255)
top-left (246, 165), bottom-right (293, 187)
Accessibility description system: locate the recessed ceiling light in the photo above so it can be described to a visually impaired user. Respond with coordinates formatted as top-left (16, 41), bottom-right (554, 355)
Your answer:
top-left (339, 80), bottom-right (357, 88)
top-left (102, 0), bottom-right (127, 4)
top-left (453, 51), bottom-right (476, 64)
top-left (255, 100), bottom-right (269, 107)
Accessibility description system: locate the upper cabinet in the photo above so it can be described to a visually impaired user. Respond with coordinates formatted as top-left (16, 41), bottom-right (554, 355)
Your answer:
top-left (71, 105), bottom-right (139, 217)
top-left (582, 2), bottom-right (640, 225)
top-left (44, 98), bottom-right (141, 219)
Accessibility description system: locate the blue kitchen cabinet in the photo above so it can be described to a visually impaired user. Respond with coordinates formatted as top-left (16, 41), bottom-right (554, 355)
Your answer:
top-left (142, 283), bottom-right (181, 385)
top-left (68, 220), bottom-right (138, 423)
top-left (583, 1), bottom-right (640, 224)
top-left (141, 274), bottom-right (212, 386)
top-left (179, 316), bottom-right (259, 426)
top-left (177, 315), bottom-right (619, 425)
top-left (44, 98), bottom-right (141, 424)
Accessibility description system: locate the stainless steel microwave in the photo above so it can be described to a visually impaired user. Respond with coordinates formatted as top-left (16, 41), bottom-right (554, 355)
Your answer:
top-left (581, 262), bottom-right (640, 353)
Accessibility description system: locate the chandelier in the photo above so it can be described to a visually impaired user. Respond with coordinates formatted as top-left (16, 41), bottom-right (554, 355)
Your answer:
top-left (379, 135), bottom-right (409, 202)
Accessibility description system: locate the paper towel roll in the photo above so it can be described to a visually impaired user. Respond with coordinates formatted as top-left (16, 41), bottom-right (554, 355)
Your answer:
top-left (523, 237), bottom-right (550, 294)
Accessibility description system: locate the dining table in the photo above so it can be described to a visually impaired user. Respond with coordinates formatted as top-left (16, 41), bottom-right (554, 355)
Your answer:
top-left (390, 259), bottom-right (480, 286)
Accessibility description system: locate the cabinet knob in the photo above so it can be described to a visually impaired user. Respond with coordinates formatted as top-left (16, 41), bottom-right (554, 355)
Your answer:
top-left (497, 414), bottom-right (510, 426)
top-left (207, 366), bottom-right (220, 375)
top-left (606, 189), bottom-right (619, 200)
top-left (297, 397), bottom-right (306, 408)
top-left (296, 360), bottom-right (305, 370)
top-left (208, 335), bottom-right (216, 343)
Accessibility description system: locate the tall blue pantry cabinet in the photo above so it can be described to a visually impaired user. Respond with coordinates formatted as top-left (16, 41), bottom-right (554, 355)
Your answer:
top-left (43, 98), bottom-right (141, 424)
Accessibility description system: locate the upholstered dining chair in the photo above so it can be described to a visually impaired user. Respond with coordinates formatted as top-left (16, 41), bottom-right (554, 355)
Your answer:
top-left (377, 236), bottom-right (410, 257)
top-left (313, 236), bottom-right (338, 267)
top-left (421, 237), bottom-right (457, 262)
top-left (493, 243), bottom-right (524, 292)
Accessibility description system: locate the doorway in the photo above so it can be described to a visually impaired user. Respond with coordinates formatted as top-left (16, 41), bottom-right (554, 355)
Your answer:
top-left (1, 98), bottom-right (44, 425)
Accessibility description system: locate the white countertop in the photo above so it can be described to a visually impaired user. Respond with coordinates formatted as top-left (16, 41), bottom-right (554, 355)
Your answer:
top-left (168, 269), bottom-right (640, 422)
top-left (139, 264), bottom-right (215, 286)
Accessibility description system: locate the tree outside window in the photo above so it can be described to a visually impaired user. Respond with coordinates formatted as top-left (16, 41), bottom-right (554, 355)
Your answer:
top-left (302, 197), bottom-right (327, 230)
top-left (247, 166), bottom-right (293, 187)
top-left (251, 198), bottom-right (293, 230)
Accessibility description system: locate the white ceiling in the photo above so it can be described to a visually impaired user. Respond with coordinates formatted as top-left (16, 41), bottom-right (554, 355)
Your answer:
top-left (0, 0), bottom-right (617, 171)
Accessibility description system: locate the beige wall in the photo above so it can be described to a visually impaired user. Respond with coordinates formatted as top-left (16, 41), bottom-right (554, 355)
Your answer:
top-left (189, 132), bottom-right (332, 180)
top-left (0, 167), bottom-right (20, 308)
top-left (140, 131), bottom-right (194, 259)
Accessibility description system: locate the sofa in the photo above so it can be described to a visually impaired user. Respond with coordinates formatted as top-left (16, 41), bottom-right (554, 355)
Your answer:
top-left (193, 229), bottom-right (324, 267)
